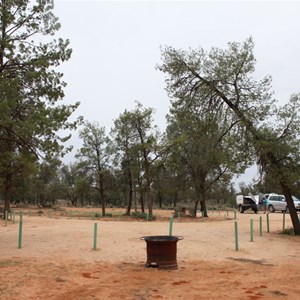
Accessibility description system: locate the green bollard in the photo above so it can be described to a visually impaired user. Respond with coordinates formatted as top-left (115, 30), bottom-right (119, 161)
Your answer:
top-left (20, 210), bottom-right (23, 222)
top-left (13, 211), bottom-right (15, 224)
top-left (18, 221), bottom-right (23, 249)
top-left (250, 219), bottom-right (254, 242)
top-left (266, 213), bottom-right (270, 233)
top-left (201, 210), bottom-right (204, 220)
top-left (5, 211), bottom-right (8, 226)
top-left (169, 216), bottom-right (174, 236)
top-left (146, 213), bottom-right (149, 221)
top-left (226, 210), bottom-right (229, 217)
top-left (283, 212), bottom-right (286, 231)
top-left (93, 223), bottom-right (98, 250)
top-left (234, 210), bottom-right (237, 220)
top-left (259, 216), bottom-right (262, 236)
top-left (234, 221), bottom-right (239, 251)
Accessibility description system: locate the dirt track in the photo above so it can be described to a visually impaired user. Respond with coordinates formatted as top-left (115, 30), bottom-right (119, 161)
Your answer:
top-left (1, 208), bottom-right (300, 299)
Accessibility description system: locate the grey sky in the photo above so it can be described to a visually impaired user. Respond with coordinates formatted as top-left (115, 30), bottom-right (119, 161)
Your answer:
top-left (53, 0), bottom-right (300, 185)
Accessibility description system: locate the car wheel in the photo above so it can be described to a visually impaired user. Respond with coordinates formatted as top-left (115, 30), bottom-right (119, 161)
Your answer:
top-left (239, 205), bottom-right (244, 213)
top-left (268, 205), bottom-right (275, 213)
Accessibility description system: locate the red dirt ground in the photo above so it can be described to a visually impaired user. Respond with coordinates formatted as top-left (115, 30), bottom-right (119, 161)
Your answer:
top-left (1, 207), bottom-right (300, 299)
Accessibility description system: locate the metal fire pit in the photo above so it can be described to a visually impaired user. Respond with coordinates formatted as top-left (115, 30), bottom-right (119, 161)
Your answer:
top-left (140, 235), bottom-right (183, 269)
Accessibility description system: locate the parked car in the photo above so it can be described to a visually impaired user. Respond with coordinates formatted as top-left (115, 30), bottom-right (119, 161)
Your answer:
top-left (288, 196), bottom-right (300, 211)
top-left (267, 194), bottom-right (286, 213)
top-left (267, 194), bottom-right (300, 212)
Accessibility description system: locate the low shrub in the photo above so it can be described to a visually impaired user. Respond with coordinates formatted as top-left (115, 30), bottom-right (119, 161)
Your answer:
top-left (282, 227), bottom-right (295, 235)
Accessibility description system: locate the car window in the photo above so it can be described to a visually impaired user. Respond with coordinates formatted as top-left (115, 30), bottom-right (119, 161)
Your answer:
top-left (270, 196), bottom-right (284, 201)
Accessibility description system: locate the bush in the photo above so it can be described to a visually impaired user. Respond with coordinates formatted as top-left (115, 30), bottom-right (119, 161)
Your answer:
top-left (282, 227), bottom-right (295, 235)
top-left (131, 211), bottom-right (156, 220)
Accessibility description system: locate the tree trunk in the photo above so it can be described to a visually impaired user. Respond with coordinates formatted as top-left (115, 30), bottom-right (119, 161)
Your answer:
top-left (99, 178), bottom-right (105, 216)
top-left (3, 173), bottom-right (12, 218)
top-left (144, 163), bottom-right (153, 219)
top-left (200, 200), bottom-right (208, 217)
top-left (195, 183), bottom-right (208, 217)
top-left (193, 199), bottom-right (200, 217)
top-left (173, 193), bottom-right (178, 208)
top-left (140, 192), bottom-right (145, 213)
top-left (126, 169), bottom-right (133, 215)
top-left (133, 177), bottom-right (137, 213)
top-left (280, 180), bottom-right (300, 235)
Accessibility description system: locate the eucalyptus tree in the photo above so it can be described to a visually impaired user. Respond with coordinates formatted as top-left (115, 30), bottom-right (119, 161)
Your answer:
top-left (77, 121), bottom-right (111, 216)
top-left (111, 103), bottom-right (160, 218)
top-left (0, 0), bottom-right (80, 215)
top-left (110, 109), bottom-right (140, 215)
top-left (32, 158), bottom-right (63, 207)
top-left (127, 103), bottom-right (161, 219)
top-left (60, 162), bottom-right (94, 206)
top-left (158, 38), bottom-right (300, 234)
top-left (165, 104), bottom-right (245, 217)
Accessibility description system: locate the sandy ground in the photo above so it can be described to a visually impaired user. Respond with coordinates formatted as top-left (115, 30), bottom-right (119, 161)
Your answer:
top-left (1, 207), bottom-right (300, 300)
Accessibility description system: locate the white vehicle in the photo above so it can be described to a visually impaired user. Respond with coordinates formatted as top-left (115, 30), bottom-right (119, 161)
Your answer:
top-left (266, 194), bottom-right (300, 213)
top-left (236, 195), bottom-right (258, 213)
top-left (267, 194), bottom-right (286, 213)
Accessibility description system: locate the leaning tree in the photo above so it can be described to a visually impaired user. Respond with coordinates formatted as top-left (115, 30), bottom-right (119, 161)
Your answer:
top-left (158, 38), bottom-right (300, 234)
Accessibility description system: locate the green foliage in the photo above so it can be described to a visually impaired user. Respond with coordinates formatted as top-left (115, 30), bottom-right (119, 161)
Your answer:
top-left (282, 227), bottom-right (295, 235)
top-left (159, 37), bottom-right (300, 234)
top-left (0, 0), bottom-right (81, 212)
top-left (131, 211), bottom-right (156, 220)
top-left (76, 121), bottom-right (111, 215)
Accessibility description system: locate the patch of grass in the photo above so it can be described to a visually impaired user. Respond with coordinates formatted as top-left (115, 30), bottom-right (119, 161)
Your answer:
top-left (0, 260), bottom-right (22, 268)
top-left (131, 211), bottom-right (156, 220)
top-left (282, 227), bottom-right (295, 235)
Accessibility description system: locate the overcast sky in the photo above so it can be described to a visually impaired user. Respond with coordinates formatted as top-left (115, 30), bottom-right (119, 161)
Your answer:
top-left (53, 0), bottom-right (300, 186)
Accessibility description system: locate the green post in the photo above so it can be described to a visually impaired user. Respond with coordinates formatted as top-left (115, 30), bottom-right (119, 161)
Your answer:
top-left (18, 221), bottom-right (23, 249)
top-left (234, 210), bottom-right (237, 220)
top-left (178, 211), bottom-right (181, 222)
top-left (250, 219), bottom-right (254, 242)
top-left (234, 221), bottom-right (238, 251)
top-left (5, 211), bottom-right (8, 226)
top-left (93, 223), bottom-right (98, 250)
top-left (20, 210), bottom-right (23, 222)
top-left (282, 212), bottom-right (286, 231)
top-left (201, 210), bottom-right (204, 220)
top-left (146, 213), bottom-right (149, 221)
top-left (13, 211), bottom-right (15, 224)
top-left (259, 216), bottom-right (262, 236)
top-left (266, 213), bottom-right (270, 233)
top-left (169, 216), bottom-right (174, 236)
